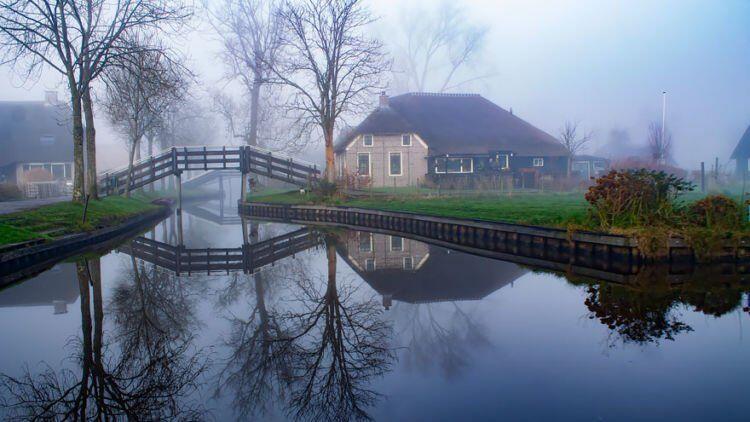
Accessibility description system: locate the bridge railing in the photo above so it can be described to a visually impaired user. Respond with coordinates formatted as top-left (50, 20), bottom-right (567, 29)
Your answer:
top-left (99, 145), bottom-right (321, 195)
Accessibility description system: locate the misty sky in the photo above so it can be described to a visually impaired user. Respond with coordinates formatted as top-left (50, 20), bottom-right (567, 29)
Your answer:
top-left (2, 0), bottom-right (749, 170)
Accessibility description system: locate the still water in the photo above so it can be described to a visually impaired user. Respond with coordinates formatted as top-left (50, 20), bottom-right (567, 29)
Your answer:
top-left (0, 198), bottom-right (749, 421)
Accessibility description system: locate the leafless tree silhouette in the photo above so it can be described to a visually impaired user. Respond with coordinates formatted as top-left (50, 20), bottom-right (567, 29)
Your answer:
top-left (0, 257), bottom-right (207, 420)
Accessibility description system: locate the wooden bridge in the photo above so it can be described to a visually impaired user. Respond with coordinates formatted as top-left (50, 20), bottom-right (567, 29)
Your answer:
top-left (99, 146), bottom-right (321, 197)
top-left (119, 227), bottom-right (322, 275)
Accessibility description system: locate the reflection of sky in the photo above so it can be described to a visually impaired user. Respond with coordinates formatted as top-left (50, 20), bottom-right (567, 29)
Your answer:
top-left (0, 214), bottom-right (748, 420)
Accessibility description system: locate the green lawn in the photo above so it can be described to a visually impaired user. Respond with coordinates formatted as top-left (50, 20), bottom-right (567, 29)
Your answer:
top-left (248, 190), bottom-right (590, 227)
top-left (0, 196), bottom-right (159, 246)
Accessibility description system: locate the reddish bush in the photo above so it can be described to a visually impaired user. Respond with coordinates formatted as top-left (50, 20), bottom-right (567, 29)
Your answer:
top-left (687, 195), bottom-right (742, 229)
top-left (585, 169), bottom-right (693, 228)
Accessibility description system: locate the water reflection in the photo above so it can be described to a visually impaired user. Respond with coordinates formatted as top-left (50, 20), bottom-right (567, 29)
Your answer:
top-left (0, 257), bottom-right (206, 420)
top-left (1, 209), bottom-right (750, 421)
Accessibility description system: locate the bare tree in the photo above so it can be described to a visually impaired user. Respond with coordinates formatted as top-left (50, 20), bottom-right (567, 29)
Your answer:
top-left (0, 0), bottom-right (191, 202)
top-left (558, 121), bottom-right (593, 176)
top-left (208, 0), bottom-right (283, 148)
top-left (648, 121), bottom-right (672, 165)
top-left (393, 0), bottom-right (488, 93)
top-left (102, 37), bottom-right (189, 197)
top-left (270, 0), bottom-right (390, 182)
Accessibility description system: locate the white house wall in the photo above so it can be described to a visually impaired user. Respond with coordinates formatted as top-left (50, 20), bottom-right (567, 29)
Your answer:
top-left (339, 134), bottom-right (428, 187)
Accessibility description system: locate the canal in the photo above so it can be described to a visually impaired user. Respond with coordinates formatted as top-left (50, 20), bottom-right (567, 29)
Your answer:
top-left (0, 195), bottom-right (749, 421)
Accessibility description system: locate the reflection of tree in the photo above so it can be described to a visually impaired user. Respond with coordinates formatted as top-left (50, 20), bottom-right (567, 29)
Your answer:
top-left (0, 257), bottom-right (206, 420)
top-left (283, 236), bottom-right (395, 421)
top-left (214, 271), bottom-right (294, 419)
top-left (680, 285), bottom-right (744, 317)
top-left (392, 301), bottom-right (489, 379)
top-left (584, 283), bottom-right (693, 346)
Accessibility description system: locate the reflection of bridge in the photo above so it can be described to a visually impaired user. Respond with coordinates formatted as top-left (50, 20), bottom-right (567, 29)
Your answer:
top-left (99, 146), bottom-right (320, 197)
top-left (119, 228), bottom-right (322, 275)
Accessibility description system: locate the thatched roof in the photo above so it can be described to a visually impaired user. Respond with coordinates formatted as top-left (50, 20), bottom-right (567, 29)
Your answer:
top-left (335, 92), bottom-right (567, 157)
top-left (0, 101), bottom-right (73, 167)
top-left (731, 125), bottom-right (750, 159)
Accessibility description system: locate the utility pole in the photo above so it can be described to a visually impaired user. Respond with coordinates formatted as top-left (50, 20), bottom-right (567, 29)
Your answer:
top-left (660, 91), bottom-right (667, 165)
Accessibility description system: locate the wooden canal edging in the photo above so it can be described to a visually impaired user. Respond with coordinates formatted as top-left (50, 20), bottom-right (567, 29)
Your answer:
top-left (0, 205), bottom-right (172, 287)
top-left (239, 201), bottom-right (750, 272)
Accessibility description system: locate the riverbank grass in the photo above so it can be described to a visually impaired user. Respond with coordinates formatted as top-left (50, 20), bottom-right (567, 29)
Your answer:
top-left (0, 196), bottom-right (159, 247)
top-left (248, 190), bottom-right (590, 227)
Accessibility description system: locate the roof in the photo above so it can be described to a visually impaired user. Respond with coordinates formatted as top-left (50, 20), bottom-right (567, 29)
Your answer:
top-left (0, 101), bottom-right (74, 167)
top-left (335, 92), bottom-right (568, 156)
top-left (573, 154), bottom-right (610, 162)
top-left (339, 243), bottom-right (527, 304)
top-left (731, 125), bottom-right (750, 159)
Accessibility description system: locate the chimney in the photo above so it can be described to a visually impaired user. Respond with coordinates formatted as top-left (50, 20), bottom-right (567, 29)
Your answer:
top-left (509, 107), bottom-right (513, 116)
top-left (44, 90), bottom-right (58, 106)
top-left (379, 91), bottom-right (388, 108)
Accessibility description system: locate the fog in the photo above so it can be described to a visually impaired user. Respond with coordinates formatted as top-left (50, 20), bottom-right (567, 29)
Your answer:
top-left (2, 0), bottom-right (749, 171)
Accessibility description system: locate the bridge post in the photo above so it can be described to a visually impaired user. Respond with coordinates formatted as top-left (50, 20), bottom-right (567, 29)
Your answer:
top-left (240, 146), bottom-right (249, 201)
top-left (176, 171), bottom-right (182, 214)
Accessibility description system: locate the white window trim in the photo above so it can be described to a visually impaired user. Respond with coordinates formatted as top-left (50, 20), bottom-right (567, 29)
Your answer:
top-left (359, 233), bottom-right (374, 253)
top-left (499, 154), bottom-right (510, 170)
top-left (403, 256), bottom-right (413, 270)
top-left (388, 152), bottom-right (403, 176)
top-left (362, 134), bottom-right (374, 147)
top-left (389, 236), bottom-right (403, 251)
top-left (434, 157), bottom-right (474, 174)
top-left (365, 258), bottom-right (376, 271)
top-left (533, 157), bottom-right (544, 167)
top-left (401, 133), bottom-right (412, 146)
top-left (357, 152), bottom-right (371, 176)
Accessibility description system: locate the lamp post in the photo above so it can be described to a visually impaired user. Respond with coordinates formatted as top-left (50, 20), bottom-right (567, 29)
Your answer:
top-left (660, 91), bottom-right (667, 165)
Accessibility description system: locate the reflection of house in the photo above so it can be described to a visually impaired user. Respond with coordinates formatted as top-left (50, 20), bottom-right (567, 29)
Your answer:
top-left (0, 264), bottom-right (79, 314)
top-left (0, 92), bottom-right (74, 198)
top-left (334, 92), bottom-right (569, 189)
top-left (571, 155), bottom-right (610, 180)
top-left (338, 231), bottom-right (527, 309)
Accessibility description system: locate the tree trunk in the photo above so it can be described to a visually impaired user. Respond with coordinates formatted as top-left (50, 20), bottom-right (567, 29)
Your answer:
top-left (325, 124), bottom-right (335, 183)
top-left (83, 89), bottom-right (98, 199)
top-left (125, 136), bottom-right (140, 198)
top-left (70, 88), bottom-right (85, 203)
top-left (248, 77), bottom-right (262, 147)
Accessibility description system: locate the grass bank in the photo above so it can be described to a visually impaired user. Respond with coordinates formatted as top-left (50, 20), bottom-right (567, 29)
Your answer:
top-left (0, 196), bottom-right (160, 247)
top-left (248, 190), bottom-right (591, 227)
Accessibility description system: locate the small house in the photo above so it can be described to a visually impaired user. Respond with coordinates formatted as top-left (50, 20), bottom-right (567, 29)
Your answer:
top-left (0, 92), bottom-right (74, 198)
top-left (334, 92), bottom-right (569, 189)
top-left (731, 125), bottom-right (750, 179)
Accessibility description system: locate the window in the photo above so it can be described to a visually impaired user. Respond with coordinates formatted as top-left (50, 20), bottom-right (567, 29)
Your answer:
top-left (357, 153), bottom-right (370, 176)
top-left (497, 154), bottom-right (510, 170)
top-left (402, 134), bottom-right (411, 146)
top-left (403, 256), bottom-right (413, 270)
top-left (389, 152), bottom-right (402, 176)
top-left (533, 157), bottom-right (544, 167)
top-left (390, 236), bottom-right (403, 251)
top-left (363, 134), bottom-right (373, 147)
top-left (365, 258), bottom-right (376, 271)
top-left (435, 157), bottom-right (473, 174)
top-left (51, 164), bottom-right (65, 179)
top-left (359, 232), bottom-right (373, 252)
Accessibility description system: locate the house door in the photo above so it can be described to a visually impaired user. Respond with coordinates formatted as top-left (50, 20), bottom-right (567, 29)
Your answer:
top-left (519, 169), bottom-right (537, 189)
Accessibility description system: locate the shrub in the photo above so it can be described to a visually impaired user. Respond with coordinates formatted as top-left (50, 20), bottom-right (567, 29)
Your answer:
top-left (686, 194), bottom-right (742, 230)
top-left (0, 183), bottom-right (23, 201)
top-left (316, 179), bottom-right (338, 198)
top-left (585, 169), bottom-right (694, 229)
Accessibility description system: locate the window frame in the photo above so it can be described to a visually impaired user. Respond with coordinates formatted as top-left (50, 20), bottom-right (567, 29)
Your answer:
top-left (434, 157), bottom-right (473, 174)
top-left (498, 154), bottom-right (510, 170)
top-left (390, 236), bottom-right (403, 252)
top-left (401, 134), bottom-right (411, 146)
top-left (358, 232), bottom-right (373, 253)
top-left (389, 152), bottom-right (403, 176)
top-left (365, 258), bottom-right (376, 271)
top-left (362, 134), bottom-right (374, 147)
top-left (533, 157), bottom-right (544, 167)
top-left (357, 152), bottom-right (371, 176)
top-left (403, 256), bottom-right (413, 270)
